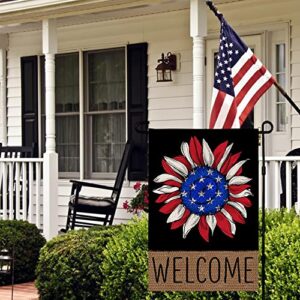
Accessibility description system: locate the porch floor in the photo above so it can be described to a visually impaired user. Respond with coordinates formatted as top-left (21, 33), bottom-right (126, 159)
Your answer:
top-left (0, 282), bottom-right (39, 300)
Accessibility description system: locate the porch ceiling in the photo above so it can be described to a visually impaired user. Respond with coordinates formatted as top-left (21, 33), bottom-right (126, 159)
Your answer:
top-left (0, 0), bottom-right (189, 27)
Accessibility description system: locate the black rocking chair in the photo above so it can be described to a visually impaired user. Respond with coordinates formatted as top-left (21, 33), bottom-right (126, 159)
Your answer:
top-left (63, 140), bottom-right (132, 231)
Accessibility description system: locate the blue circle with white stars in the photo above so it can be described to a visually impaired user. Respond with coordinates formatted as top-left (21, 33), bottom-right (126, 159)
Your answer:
top-left (180, 166), bottom-right (229, 216)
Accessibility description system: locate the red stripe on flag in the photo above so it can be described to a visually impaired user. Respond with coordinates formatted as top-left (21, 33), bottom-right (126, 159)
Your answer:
top-left (239, 77), bottom-right (274, 125)
top-left (209, 90), bottom-right (227, 128)
top-left (233, 55), bottom-right (257, 86)
top-left (223, 66), bottom-right (267, 128)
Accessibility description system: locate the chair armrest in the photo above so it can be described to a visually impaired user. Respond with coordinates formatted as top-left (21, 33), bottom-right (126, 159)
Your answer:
top-left (70, 180), bottom-right (117, 191)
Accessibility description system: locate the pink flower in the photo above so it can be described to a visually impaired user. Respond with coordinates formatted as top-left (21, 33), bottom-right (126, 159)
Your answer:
top-left (133, 182), bottom-right (141, 191)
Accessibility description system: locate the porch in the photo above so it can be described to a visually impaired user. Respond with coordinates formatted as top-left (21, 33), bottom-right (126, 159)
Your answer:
top-left (0, 155), bottom-right (299, 236)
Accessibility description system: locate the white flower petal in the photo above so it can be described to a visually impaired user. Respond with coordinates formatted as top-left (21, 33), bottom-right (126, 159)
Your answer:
top-left (154, 173), bottom-right (182, 183)
top-left (227, 201), bottom-right (247, 218)
top-left (167, 204), bottom-right (185, 223)
top-left (165, 195), bottom-right (181, 203)
top-left (229, 176), bottom-right (252, 185)
top-left (164, 156), bottom-right (188, 177)
top-left (221, 208), bottom-right (236, 235)
top-left (230, 189), bottom-right (253, 198)
top-left (206, 214), bottom-right (217, 235)
top-left (183, 214), bottom-right (200, 239)
top-left (202, 139), bottom-right (214, 167)
top-left (226, 159), bottom-right (249, 180)
top-left (181, 142), bottom-right (196, 168)
top-left (217, 143), bottom-right (233, 171)
top-left (153, 185), bottom-right (179, 194)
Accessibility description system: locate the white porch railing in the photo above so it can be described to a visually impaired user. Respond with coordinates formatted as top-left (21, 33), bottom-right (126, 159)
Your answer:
top-left (259, 156), bottom-right (300, 212)
top-left (0, 158), bottom-right (44, 230)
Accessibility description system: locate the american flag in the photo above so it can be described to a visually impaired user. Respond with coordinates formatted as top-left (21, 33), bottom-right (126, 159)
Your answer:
top-left (209, 18), bottom-right (275, 129)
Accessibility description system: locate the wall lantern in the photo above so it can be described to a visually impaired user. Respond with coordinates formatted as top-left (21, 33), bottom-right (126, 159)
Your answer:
top-left (0, 249), bottom-right (12, 274)
top-left (156, 52), bottom-right (177, 82)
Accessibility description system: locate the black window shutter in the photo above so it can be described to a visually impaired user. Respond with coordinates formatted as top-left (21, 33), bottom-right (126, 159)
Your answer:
top-left (21, 56), bottom-right (38, 157)
top-left (127, 43), bottom-right (148, 181)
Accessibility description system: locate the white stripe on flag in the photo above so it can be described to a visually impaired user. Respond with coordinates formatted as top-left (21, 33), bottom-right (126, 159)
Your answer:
top-left (214, 93), bottom-right (235, 128)
top-left (237, 70), bottom-right (273, 116)
top-left (231, 48), bottom-right (253, 78)
top-left (234, 59), bottom-right (263, 94)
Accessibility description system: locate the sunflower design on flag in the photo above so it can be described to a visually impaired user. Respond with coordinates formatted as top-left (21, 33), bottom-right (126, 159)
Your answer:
top-left (153, 136), bottom-right (253, 242)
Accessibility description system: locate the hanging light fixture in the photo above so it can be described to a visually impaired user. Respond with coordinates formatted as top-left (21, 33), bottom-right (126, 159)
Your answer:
top-left (0, 249), bottom-right (12, 274)
top-left (156, 52), bottom-right (177, 82)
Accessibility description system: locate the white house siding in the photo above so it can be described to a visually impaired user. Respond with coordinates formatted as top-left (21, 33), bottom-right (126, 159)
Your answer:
top-left (6, 9), bottom-right (192, 227)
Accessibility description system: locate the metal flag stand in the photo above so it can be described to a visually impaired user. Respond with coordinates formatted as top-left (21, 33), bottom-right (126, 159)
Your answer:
top-left (259, 120), bottom-right (274, 300)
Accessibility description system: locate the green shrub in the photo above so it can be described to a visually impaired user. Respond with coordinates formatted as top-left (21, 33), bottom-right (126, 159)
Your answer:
top-left (35, 225), bottom-right (122, 300)
top-left (0, 220), bottom-right (46, 285)
top-left (101, 210), bottom-right (300, 300)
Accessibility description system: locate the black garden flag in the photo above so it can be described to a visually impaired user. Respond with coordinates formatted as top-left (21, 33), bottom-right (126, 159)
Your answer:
top-left (148, 129), bottom-right (259, 291)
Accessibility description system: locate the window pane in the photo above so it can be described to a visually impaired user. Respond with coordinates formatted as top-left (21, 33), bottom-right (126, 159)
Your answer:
top-left (55, 53), bottom-right (79, 113)
top-left (276, 44), bottom-right (285, 73)
top-left (276, 103), bottom-right (286, 132)
top-left (88, 49), bottom-right (125, 111)
top-left (56, 115), bottom-right (79, 172)
top-left (92, 113), bottom-right (126, 173)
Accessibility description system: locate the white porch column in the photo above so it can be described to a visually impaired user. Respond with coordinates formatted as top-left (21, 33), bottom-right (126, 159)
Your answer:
top-left (190, 0), bottom-right (207, 128)
top-left (43, 19), bottom-right (58, 240)
top-left (0, 34), bottom-right (8, 145)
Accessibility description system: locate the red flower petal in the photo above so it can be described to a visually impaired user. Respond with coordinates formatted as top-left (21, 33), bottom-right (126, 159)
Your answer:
top-left (215, 212), bottom-right (234, 238)
top-left (224, 204), bottom-right (245, 224)
top-left (159, 199), bottom-right (182, 214)
top-left (170, 210), bottom-right (190, 230)
top-left (162, 159), bottom-right (181, 179)
top-left (174, 155), bottom-right (192, 171)
top-left (229, 184), bottom-right (251, 194)
top-left (212, 141), bottom-right (228, 168)
top-left (221, 152), bottom-right (241, 174)
top-left (155, 191), bottom-right (180, 203)
top-left (189, 136), bottom-right (204, 165)
top-left (230, 196), bottom-right (252, 208)
top-left (198, 215), bottom-right (210, 242)
top-left (163, 180), bottom-right (182, 188)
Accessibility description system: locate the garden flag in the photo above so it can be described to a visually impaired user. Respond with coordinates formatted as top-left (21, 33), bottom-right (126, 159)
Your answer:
top-left (148, 129), bottom-right (259, 291)
top-left (209, 14), bottom-right (275, 129)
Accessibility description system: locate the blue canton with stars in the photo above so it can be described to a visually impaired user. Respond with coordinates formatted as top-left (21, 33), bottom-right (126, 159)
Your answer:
top-left (180, 166), bottom-right (229, 216)
top-left (214, 19), bottom-right (249, 97)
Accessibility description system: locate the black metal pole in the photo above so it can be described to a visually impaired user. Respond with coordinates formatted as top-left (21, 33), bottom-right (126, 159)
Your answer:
top-left (260, 121), bottom-right (273, 300)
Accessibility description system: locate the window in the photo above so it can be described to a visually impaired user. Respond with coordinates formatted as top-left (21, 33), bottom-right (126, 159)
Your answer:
top-left (85, 48), bottom-right (126, 177)
top-left (275, 43), bottom-right (287, 132)
top-left (26, 42), bottom-right (148, 180)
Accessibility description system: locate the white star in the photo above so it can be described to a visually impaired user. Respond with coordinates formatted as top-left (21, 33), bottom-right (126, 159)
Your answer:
top-left (215, 72), bottom-right (219, 76)
top-left (223, 76), bottom-right (228, 81)
top-left (217, 55), bottom-right (220, 60)
top-left (222, 36), bottom-right (226, 41)
top-left (221, 69), bottom-right (225, 74)
top-left (198, 205), bottom-right (205, 212)
top-left (181, 191), bottom-right (188, 197)
top-left (229, 43), bottom-right (233, 47)
top-left (224, 184), bottom-right (228, 190)
top-left (216, 190), bottom-right (222, 197)
top-left (225, 43), bottom-right (229, 48)
top-left (207, 183), bottom-right (213, 190)
top-left (222, 53), bottom-right (226, 58)
top-left (224, 60), bottom-right (228, 64)
top-left (198, 191), bottom-right (205, 197)
top-left (217, 79), bottom-right (221, 84)
top-left (228, 50), bottom-right (233, 55)
top-left (207, 198), bottom-right (214, 204)
top-left (235, 50), bottom-right (239, 54)
top-left (190, 198), bottom-right (197, 204)
top-left (229, 58), bottom-right (232, 62)
top-left (219, 62), bottom-right (223, 67)
top-left (227, 67), bottom-right (231, 71)
top-left (207, 169), bottom-right (214, 175)
top-left (220, 46), bottom-right (223, 50)
top-left (216, 176), bottom-right (222, 182)
top-left (191, 184), bottom-right (196, 190)
top-left (226, 83), bottom-right (230, 88)
top-left (216, 205), bottom-right (221, 211)
top-left (199, 176), bottom-right (205, 183)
